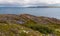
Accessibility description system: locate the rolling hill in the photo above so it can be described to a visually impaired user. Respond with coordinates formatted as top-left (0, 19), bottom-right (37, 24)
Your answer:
top-left (0, 14), bottom-right (60, 36)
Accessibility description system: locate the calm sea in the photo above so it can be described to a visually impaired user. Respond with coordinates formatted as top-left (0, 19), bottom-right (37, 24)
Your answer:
top-left (0, 7), bottom-right (60, 19)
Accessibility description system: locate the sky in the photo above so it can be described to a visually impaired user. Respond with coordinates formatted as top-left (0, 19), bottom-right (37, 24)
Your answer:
top-left (0, 0), bottom-right (60, 7)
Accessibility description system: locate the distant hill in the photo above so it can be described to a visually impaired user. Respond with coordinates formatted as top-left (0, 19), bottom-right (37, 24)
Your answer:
top-left (27, 6), bottom-right (60, 8)
top-left (0, 14), bottom-right (60, 36)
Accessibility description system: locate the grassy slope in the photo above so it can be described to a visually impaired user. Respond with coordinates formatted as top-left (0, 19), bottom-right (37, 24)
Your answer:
top-left (0, 23), bottom-right (41, 36)
top-left (0, 14), bottom-right (60, 36)
top-left (22, 21), bottom-right (60, 36)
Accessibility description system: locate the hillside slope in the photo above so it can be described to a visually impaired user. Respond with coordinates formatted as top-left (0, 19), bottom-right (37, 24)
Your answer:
top-left (0, 14), bottom-right (60, 36)
top-left (0, 14), bottom-right (60, 24)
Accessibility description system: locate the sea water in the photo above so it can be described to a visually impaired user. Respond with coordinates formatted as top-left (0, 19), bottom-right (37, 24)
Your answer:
top-left (0, 7), bottom-right (60, 19)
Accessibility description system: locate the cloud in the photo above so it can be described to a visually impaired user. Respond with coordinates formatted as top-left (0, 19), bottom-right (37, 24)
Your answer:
top-left (0, 0), bottom-right (60, 7)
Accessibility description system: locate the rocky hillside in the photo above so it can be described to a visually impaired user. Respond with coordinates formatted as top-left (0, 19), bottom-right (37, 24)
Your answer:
top-left (0, 14), bottom-right (60, 36)
top-left (0, 14), bottom-right (60, 24)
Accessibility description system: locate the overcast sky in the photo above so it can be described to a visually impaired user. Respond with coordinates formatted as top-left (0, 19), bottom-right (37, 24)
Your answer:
top-left (0, 0), bottom-right (60, 7)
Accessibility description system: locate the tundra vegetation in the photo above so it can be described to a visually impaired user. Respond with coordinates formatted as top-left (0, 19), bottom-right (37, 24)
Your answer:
top-left (0, 14), bottom-right (60, 36)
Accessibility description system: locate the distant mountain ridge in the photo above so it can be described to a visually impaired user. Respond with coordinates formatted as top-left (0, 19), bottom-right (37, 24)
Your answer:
top-left (27, 6), bottom-right (60, 8)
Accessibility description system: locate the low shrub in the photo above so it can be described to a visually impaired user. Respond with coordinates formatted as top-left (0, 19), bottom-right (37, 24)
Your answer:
top-left (24, 24), bottom-right (54, 34)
